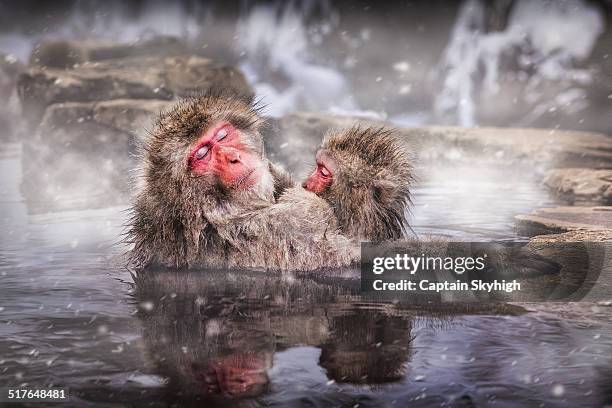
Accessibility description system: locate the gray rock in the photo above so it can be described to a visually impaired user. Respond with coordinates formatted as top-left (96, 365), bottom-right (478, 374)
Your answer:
top-left (529, 229), bottom-right (612, 242)
top-left (18, 55), bottom-right (252, 126)
top-left (526, 232), bottom-right (612, 302)
top-left (21, 99), bottom-right (173, 212)
top-left (29, 37), bottom-right (190, 69)
top-left (515, 206), bottom-right (612, 239)
top-left (543, 168), bottom-right (612, 205)
top-left (36, 98), bottom-right (173, 136)
top-left (518, 207), bottom-right (612, 302)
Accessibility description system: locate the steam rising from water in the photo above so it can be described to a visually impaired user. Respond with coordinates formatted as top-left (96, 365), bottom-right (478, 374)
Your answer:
top-left (411, 161), bottom-right (556, 240)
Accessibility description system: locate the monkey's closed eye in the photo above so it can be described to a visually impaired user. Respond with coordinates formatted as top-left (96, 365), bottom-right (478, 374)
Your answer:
top-left (319, 165), bottom-right (331, 177)
top-left (194, 145), bottom-right (210, 160)
top-left (215, 127), bottom-right (228, 141)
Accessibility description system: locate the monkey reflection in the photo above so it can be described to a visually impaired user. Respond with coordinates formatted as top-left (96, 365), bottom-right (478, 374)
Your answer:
top-left (320, 309), bottom-right (412, 384)
top-left (135, 269), bottom-right (355, 399)
top-left (136, 270), bottom-right (278, 400)
top-left (135, 270), bottom-right (417, 401)
top-left (193, 353), bottom-right (271, 398)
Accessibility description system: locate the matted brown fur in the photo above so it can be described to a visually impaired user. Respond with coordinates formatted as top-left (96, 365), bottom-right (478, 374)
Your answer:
top-left (318, 126), bottom-right (413, 241)
top-left (126, 92), bottom-right (358, 271)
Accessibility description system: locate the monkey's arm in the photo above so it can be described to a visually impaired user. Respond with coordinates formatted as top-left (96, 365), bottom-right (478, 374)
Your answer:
top-left (212, 187), bottom-right (360, 272)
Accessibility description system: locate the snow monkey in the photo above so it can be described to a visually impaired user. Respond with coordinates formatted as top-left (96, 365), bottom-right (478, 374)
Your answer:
top-left (304, 126), bottom-right (413, 241)
top-left (127, 93), bottom-right (412, 271)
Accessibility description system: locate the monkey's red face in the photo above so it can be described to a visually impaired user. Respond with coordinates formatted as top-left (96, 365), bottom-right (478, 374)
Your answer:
top-left (303, 149), bottom-right (336, 194)
top-left (195, 354), bottom-right (269, 399)
top-left (188, 122), bottom-right (261, 190)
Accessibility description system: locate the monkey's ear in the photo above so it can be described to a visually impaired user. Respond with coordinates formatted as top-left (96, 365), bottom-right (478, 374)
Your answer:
top-left (372, 179), bottom-right (395, 205)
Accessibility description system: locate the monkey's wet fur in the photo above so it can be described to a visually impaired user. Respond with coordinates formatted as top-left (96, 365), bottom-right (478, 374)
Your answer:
top-left (126, 92), bottom-right (413, 271)
top-left (318, 126), bottom-right (413, 241)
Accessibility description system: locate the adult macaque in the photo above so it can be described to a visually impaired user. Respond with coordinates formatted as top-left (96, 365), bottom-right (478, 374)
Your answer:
top-left (304, 127), bottom-right (413, 241)
top-left (128, 92), bottom-right (359, 271)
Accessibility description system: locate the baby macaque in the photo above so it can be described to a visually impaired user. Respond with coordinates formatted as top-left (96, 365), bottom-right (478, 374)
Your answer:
top-left (304, 127), bottom-right (413, 241)
top-left (128, 92), bottom-right (358, 271)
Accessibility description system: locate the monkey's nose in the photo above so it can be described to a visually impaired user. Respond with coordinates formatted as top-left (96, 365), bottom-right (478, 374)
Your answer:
top-left (219, 147), bottom-right (242, 164)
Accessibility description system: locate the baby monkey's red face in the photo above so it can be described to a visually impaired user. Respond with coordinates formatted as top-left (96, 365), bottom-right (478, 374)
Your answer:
top-left (303, 149), bottom-right (336, 194)
top-left (189, 122), bottom-right (261, 190)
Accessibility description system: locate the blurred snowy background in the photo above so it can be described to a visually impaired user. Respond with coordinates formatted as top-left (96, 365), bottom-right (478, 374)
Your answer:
top-left (0, 0), bottom-right (611, 133)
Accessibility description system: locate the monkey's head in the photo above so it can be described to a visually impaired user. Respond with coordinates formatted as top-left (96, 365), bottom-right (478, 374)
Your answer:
top-left (129, 92), bottom-right (275, 268)
top-left (142, 92), bottom-right (275, 210)
top-left (303, 127), bottom-right (412, 241)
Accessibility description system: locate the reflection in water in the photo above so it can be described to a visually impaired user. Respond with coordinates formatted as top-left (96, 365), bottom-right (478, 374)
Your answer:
top-left (132, 269), bottom-right (612, 407)
top-left (133, 269), bottom-right (525, 401)
top-left (319, 309), bottom-right (412, 384)
top-left (135, 270), bottom-right (354, 400)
